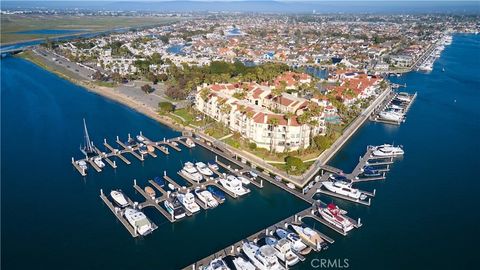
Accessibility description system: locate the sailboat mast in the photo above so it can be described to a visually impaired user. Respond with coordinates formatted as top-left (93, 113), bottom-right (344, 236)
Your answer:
top-left (83, 118), bottom-right (93, 152)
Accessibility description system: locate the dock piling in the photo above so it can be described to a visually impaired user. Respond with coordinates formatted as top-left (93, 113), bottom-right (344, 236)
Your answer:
top-left (134, 179), bottom-right (137, 186)
top-left (100, 189), bottom-right (103, 195)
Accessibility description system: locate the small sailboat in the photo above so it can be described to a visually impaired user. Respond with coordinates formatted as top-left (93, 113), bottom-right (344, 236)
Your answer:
top-left (80, 118), bottom-right (96, 156)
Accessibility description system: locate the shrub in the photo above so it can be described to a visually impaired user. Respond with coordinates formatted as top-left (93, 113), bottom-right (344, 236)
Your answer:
top-left (158, 102), bottom-right (174, 114)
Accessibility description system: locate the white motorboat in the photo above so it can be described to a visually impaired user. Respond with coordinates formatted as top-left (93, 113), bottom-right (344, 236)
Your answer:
top-left (194, 188), bottom-right (218, 208)
top-left (242, 242), bottom-right (285, 270)
top-left (219, 175), bottom-right (250, 196)
top-left (205, 258), bottom-right (230, 270)
top-left (93, 157), bottom-right (105, 168)
top-left (378, 111), bottom-right (403, 122)
top-left (195, 162), bottom-right (214, 176)
top-left (185, 138), bottom-right (196, 148)
top-left (395, 93), bottom-right (411, 103)
top-left (124, 208), bottom-right (153, 236)
top-left (110, 190), bottom-right (129, 207)
top-left (232, 256), bottom-right (255, 270)
top-left (76, 160), bottom-right (88, 171)
top-left (273, 238), bottom-right (300, 266)
top-left (207, 162), bottom-right (219, 171)
top-left (290, 224), bottom-right (327, 250)
top-left (322, 181), bottom-right (366, 200)
top-left (177, 192), bottom-right (201, 213)
top-left (181, 162), bottom-right (203, 182)
top-left (275, 228), bottom-right (311, 255)
top-left (136, 135), bottom-right (145, 142)
top-left (318, 203), bottom-right (354, 232)
top-left (164, 196), bottom-right (186, 220)
top-left (372, 144), bottom-right (404, 157)
top-left (237, 176), bottom-right (251, 185)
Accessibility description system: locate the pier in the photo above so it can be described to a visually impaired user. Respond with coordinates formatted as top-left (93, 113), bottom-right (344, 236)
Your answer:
top-left (370, 91), bottom-right (417, 126)
top-left (72, 133), bottom-right (189, 176)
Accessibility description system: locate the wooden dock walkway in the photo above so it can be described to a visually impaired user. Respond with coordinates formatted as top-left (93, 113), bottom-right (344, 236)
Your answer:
top-left (99, 190), bottom-right (137, 237)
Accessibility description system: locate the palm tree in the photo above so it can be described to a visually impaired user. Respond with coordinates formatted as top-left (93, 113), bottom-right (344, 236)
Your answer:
top-left (283, 112), bottom-right (295, 152)
top-left (267, 117), bottom-right (279, 153)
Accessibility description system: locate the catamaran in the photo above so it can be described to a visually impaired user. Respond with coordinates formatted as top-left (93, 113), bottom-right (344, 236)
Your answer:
top-left (177, 192), bottom-right (201, 213)
top-left (318, 203), bottom-right (354, 232)
top-left (219, 175), bottom-right (250, 196)
top-left (110, 190), bottom-right (129, 207)
top-left (124, 208), bottom-right (154, 236)
top-left (242, 242), bottom-right (285, 270)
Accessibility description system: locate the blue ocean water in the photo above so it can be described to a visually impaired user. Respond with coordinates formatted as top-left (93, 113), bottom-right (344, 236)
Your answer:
top-left (0, 57), bottom-right (307, 269)
top-left (1, 34), bottom-right (479, 270)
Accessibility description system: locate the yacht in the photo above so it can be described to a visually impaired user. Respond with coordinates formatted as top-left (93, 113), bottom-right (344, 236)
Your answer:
top-left (124, 208), bottom-right (153, 236)
top-left (290, 225), bottom-right (327, 250)
top-left (207, 186), bottom-right (226, 202)
top-left (242, 242), bottom-right (285, 270)
top-left (219, 175), bottom-right (250, 196)
top-left (208, 161), bottom-right (219, 171)
top-left (180, 162), bottom-right (203, 182)
top-left (195, 162), bottom-right (214, 176)
top-left (378, 111), bottom-right (403, 122)
top-left (110, 190), bottom-right (129, 207)
top-left (177, 192), bottom-right (201, 213)
top-left (396, 93), bottom-right (412, 102)
top-left (275, 228), bottom-right (311, 255)
top-left (194, 188), bottom-right (218, 208)
top-left (144, 186), bottom-right (156, 199)
top-left (76, 160), bottom-right (88, 171)
top-left (205, 258), bottom-right (230, 270)
top-left (93, 157), bottom-right (105, 168)
top-left (322, 181), bottom-right (367, 200)
top-left (164, 196), bottom-right (186, 220)
top-left (272, 238), bottom-right (300, 266)
top-left (232, 256), bottom-right (255, 270)
top-left (318, 203), bottom-right (354, 232)
top-left (372, 144), bottom-right (404, 157)
top-left (185, 138), bottom-right (196, 148)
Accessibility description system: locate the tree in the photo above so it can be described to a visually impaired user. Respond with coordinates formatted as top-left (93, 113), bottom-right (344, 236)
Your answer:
top-left (285, 156), bottom-right (305, 173)
top-left (92, 70), bottom-right (104, 81)
top-left (147, 72), bottom-right (159, 84)
top-left (158, 73), bottom-right (168, 82)
top-left (111, 72), bottom-right (124, 83)
top-left (248, 142), bottom-right (257, 150)
top-left (267, 117), bottom-right (279, 152)
top-left (141, 84), bottom-right (154, 94)
top-left (158, 102), bottom-right (174, 114)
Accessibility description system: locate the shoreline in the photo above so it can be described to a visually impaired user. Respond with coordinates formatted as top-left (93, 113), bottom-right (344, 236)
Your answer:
top-left (17, 49), bottom-right (396, 186)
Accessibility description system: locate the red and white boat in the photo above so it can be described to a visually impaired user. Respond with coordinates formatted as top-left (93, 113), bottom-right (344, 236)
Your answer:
top-left (318, 203), bottom-right (354, 232)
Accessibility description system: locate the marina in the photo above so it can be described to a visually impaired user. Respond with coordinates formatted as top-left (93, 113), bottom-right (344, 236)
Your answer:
top-left (370, 91), bottom-right (417, 125)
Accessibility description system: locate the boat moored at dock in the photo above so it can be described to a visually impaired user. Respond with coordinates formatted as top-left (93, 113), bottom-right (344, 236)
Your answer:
top-left (177, 192), bottom-right (201, 213)
top-left (205, 258), bottom-right (230, 270)
top-left (290, 224), bottom-right (328, 250)
top-left (219, 175), bottom-right (250, 196)
top-left (124, 208), bottom-right (154, 236)
top-left (195, 161), bottom-right (214, 176)
top-left (232, 256), bottom-right (255, 270)
top-left (207, 186), bottom-right (226, 202)
top-left (180, 162), bottom-right (203, 182)
top-left (242, 242), bottom-right (285, 270)
top-left (275, 228), bottom-right (311, 256)
top-left (372, 144), bottom-right (404, 157)
top-left (110, 190), bottom-right (129, 208)
top-left (164, 196), bottom-right (186, 220)
top-left (322, 181), bottom-right (367, 200)
top-left (185, 138), bottom-right (196, 148)
top-left (194, 188), bottom-right (219, 208)
top-left (318, 203), bottom-right (354, 233)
